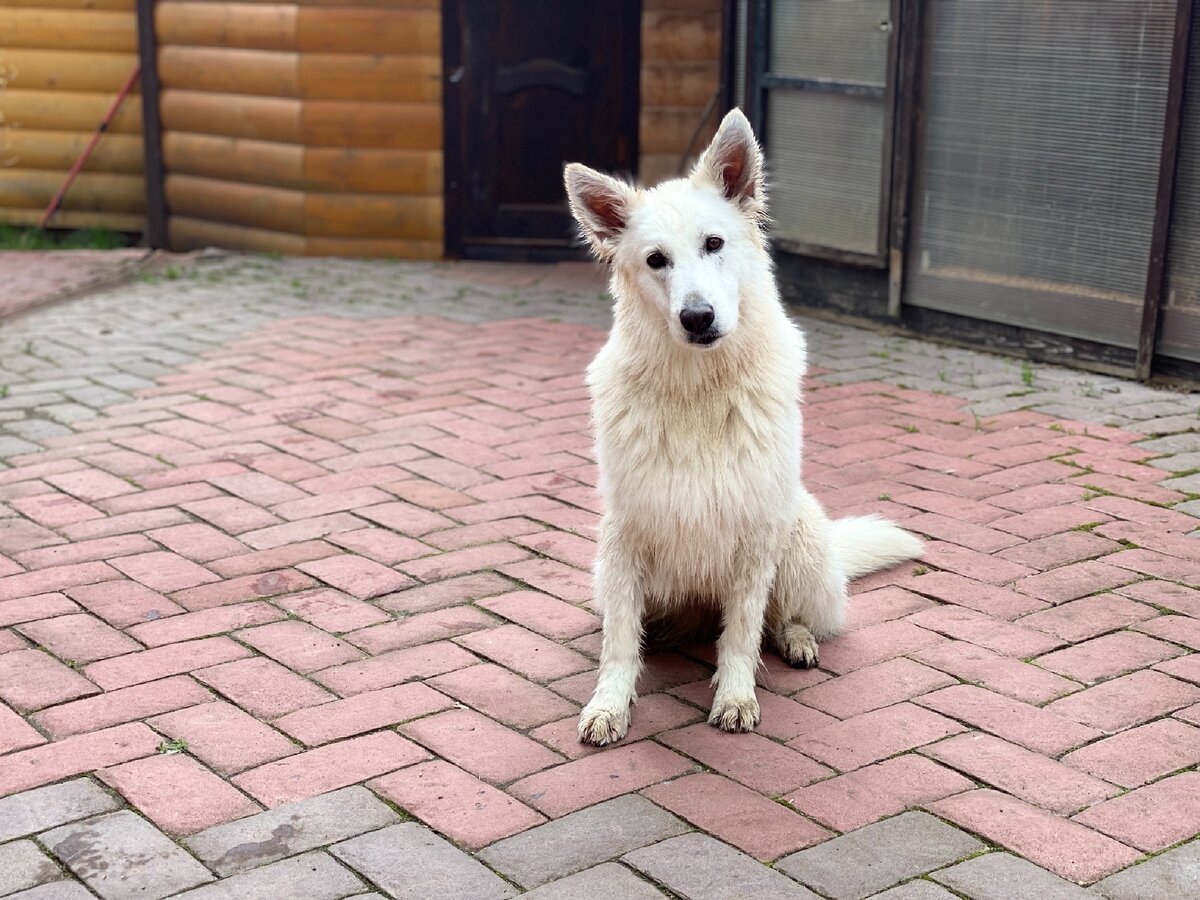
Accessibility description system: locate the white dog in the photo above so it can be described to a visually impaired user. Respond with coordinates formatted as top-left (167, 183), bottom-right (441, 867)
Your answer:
top-left (565, 109), bottom-right (924, 746)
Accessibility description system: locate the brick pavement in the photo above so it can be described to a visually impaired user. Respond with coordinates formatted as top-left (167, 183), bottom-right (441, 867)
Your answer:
top-left (0, 252), bottom-right (1199, 897)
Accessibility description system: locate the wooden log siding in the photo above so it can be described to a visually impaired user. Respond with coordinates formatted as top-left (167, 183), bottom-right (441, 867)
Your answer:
top-left (156, 0), bottom-right (443, 257)
top-left (0, 0), bottom-right (146, 231)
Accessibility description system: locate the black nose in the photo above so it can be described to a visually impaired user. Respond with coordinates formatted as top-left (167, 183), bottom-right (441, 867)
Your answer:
top-left (680, 303), bottom-right (715, 335)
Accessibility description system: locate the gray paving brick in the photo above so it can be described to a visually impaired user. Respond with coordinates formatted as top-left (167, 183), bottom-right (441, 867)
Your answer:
top-left (330, 822), bottom-right (516, 900)
top-left (1092, 839), bottom-right (1200, 900)
top-left (0, 840), bottom-right (63, 896)
top-left (775, 812), bottom-right (984, 900)
top-left (1171, 499), bottom-right (1200, 518)
top-left (1149, 451), bottom-right (1200, 472)
top-left (623, 832), bottom-right (820, 900)
top-left (869, 883), bottom-right (958, 900)
top-left (0, 780), bottom-right (120, 843)
top-left (42, 811), bottom-right (213, 900)
top-left (7, 884), bottom-right (95, 900)
top-left (930, 852), bottom-right (1093, 899)
top-left (478, 794), bottom-right (688, 888)
top-left (185, 786), bottom-right (399, 877)
top-left (520, 863), bottom-right (666, 899)
top-left (171, 851), bottom-right (364, 900)
top-left (1163, 472), bottom-right (1200, 493)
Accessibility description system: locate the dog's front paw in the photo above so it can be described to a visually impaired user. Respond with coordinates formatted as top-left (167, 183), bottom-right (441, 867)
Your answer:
top-left (578, 703), bottom-right (631, 746)
top-left (708, 695), bottom-right (760, 733)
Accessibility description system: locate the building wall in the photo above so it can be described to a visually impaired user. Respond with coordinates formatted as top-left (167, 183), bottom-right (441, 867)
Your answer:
top-left (0, 0), bottom-right (146, 232)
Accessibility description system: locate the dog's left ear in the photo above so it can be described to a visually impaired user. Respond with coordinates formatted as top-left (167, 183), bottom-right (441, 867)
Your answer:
top-left (564, 163), bottom-right (634, 260)
top-left (693, 108), bottom-right (765, 217)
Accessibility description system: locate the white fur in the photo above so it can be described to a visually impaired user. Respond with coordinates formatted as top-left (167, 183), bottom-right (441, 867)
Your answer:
top-left (566, 109), bottom-right (923, 745)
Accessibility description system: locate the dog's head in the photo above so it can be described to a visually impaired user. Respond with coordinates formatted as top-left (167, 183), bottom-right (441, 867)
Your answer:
top-left (564, 108), bottom-right (766, 349)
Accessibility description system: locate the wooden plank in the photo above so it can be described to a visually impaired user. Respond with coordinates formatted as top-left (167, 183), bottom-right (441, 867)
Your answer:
top-left (2, 130), bottom-right (144, 173)
top-left (169, 215), bottom-right (306, 254)
top-left (302, 100), bottom-right (440, 149)
top-left (642, 10), bottom-right (721, 60)
top-left (158, 46), bottom-right (299, 96)
top-left (639, 106), bottom-right (715, 154)
top-left (305, 235), bottom-right (441, 259)
top-left (165, 172), bottom-right (304, 232)
top-left (160, 89), bottom-right (302, 142)
top-left (0, 207), bottom-right (144, 231)
top-left (1, 89), bottom-right (143, 133)
top-left (0, 169), bottom-right (145, 212)
top-left (295, 7), bottom-right (438, 54)
top-left (302, 147), bottom-right (441, 194)
top-left (296, 0), bottom-right (438, 7)
top-left (2, 8), bottom-right (137, 52)
top-left (163, 132), bottom-right (303, 189)
top-left (0, 0), bottom-right (134, 9)
top-left (641, 61), bottom-right (719, 106)
top-left (639, 152), bottom-right (688, 186)
top-left (298, 53), bottom-right (440, 103)
top-left (304, 193), bottom-right (442, 240)
top-left (2, 49), bottom-right (141, 93)
top-left (156, 1), bottom-right (297, 51)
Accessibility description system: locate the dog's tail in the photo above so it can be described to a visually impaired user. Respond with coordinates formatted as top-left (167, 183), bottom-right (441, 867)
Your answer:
top-left (830, 515), bottom-right (924, 581)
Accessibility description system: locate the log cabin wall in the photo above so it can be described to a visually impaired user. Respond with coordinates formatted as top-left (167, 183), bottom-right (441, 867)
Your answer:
top-left (157, 0), bottom-right (442, 257)
top-left (639, 0), bottom-right (723, 187)
top-left (0, 0), bottom-right (146, 232)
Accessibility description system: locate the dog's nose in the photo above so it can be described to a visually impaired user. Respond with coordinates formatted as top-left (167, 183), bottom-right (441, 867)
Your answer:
top-left (680, 303), bottom-right (715, 335)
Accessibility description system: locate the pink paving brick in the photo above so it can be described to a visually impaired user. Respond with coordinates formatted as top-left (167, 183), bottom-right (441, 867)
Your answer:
top-left (817, 619), bottom-right (946, 674)
top-left (917, 541), bottom-right (1036, 584)
top-left (788, 702), bottom-right (965, 772)
top-left (644, 772), bottom-right (830, 861)
top-left (901, 512), bottom-right (1023, 553)
top-left (1046, 669), bottom-right (1200, 733)
top-left (33, 675), bottom-right (212, 739)
top-left (17, 612), bottom-right (141, 664)
top-left (45, 467), bottom-right (138, 502)
top-left (14, 534), bottom-right (156, 571)
top-left (1063, 719), bottom-right (1200, 789)
top-left (0, 648), bottom-right (99, 712)
top-left (1107, 548), bottom-right (1200, 584)
top-left (550, 653), bottom-right (710, 704)
top-left (509, 740), bottom-right (695, 818)
top-left (314, 640), bottom-right (478, 697)
top-left (1157, 653), bottom-right (1200, 685)
top-left (532, 693), bottom-right (705, 760)
top-left (99, 753), bottom-right (261, 836)
top-left (843, 586), bottom-right (936, 629)
top-left (375, 571), bottom-right (517, 614)
top-left (997, 530), bottom-right (1122, 571)
top-left (66, 580), bottom-right (184, 628)
top-left (906, 605), bottom-right (1064, 658)
top-left (1084, 494), bottom-right (1199, 532)
top-left (149, 701), bottom-right (299, 775)
top-left (10, 491), bottom-right (104, 528)
top-left (927, 789), bottom-right (1140, 884)
top-left (1073, 772), bottom-right (1200, 853)
top-left (454, 623), bottom-right (593, 682)
top-left (401, 707), bottom-right (563, 784)
top-left (146, 523), bottom-right (250, 563)
top-left (400, 542), bottom-right (532, 583)
top-left (890, 490), bottom-right (1005, 524)
top-left (85, 636), bottom-right (251, 690)
top-left (233, 730), bottom-right (429, 807)
top-left (428, 662), bottom-right (577, 728)
top-left (211, 471), bottom-right (308, 506)
top-left (785, 753), bottom-right (973, 832)
top-left (240, 513), bottom-right (366, 551)
top-left (172, 569), bottom-right (318, 611)
top-left (794, 657), bottom-right (955, 719)
top-left (477, 590), bottom-right (600, 640)
top-left (297, 555), bottom-right (415, 599)
top-left (110, 551), bottom-right (220, 593)
top-left (128, 601), bottom-right (284, 647)
top-left (275, 682), bottom-right (453, 746)
top-left (1034, 632), bottom-right (1183, 684)
top-left (236, 620), bottom-right (362, 673)
top-left (0, 561), bottom-right (120, 603)
top-left (497, 558), bottom-right (592, 603)
top-left (920, 731), bottom-right (1117, 815)
top-left (270, 587), bottom-right (390, 633)
top-left (912, 640), bottom-right (1080, 705)
top-left (669, 682), bottom-right (836, 742)
top-left (183, 497), bottom-right (282, 534)
top-left (370, 760), bottom-right (546, 849)
top-left (423, 518), bottom-right (546, 552)
top-left (916, 684), bottom-right (1100, 755)
top-left (195, 656), bottom-right (334, 717)
top-left (1134, 614), bottom-right (1200, 650)
top-left (0, 592), bottom-right (81, 628)
top-left (658, 724), bottom-right (832, 794)
top-left (209, 540), bottom-right (340, 579)
top-left (356, 501), bottom-right (456, 536)
top-left (344, 606), bottom-right (494, 654)
top-left (1013, 560), bottom-right (1139, 606)
top-left (1119, 580), bottom-right (1200, 618)
top-left (1019, 593), bottom-right (1157, 642)
top-left (0, 701), bottom-right (45, 754)
top-left (0, 721), bottom-right (161, 797)
top-left (900, 571), bottom-right (1047, 619)
top-left (326, 527), bottom-right (434, 565)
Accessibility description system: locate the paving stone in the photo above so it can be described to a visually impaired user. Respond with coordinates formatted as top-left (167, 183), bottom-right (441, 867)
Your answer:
top-left (519, 863), bottom-right (667, 899)
top-left (0, 778), bottom-right (120, 842)
top-left (1061, 719), bottom-right (1200, 788)
top-left (623, 832), bottom-right (822, 899)
top-left (43, 810), bottom-right (215, 899)
top-left (775, 811), bottom-right (983, 900)
top-left (931, 852), bottom-right (1096, 899)
top-left (5, 882), bottom-right (96, 900)
top-left (1073, 771), bottom-right (1200, 853)
top-left (478, 794), bottom-right (688, 888)
top-left (170, 851), bottom-right (365, 900)
top-left (185, 786), bottom-right (400, 876)
top-left (868, 884), bottom-right (959, 900)
top-left (1092, 839), bottom-right (1200, 900)
top-left (330, 822), bottom-right (517, 900)
top-left (0, 840), bottom-right (63, 896)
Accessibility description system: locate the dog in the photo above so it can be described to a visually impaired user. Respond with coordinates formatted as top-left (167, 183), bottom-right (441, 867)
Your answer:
top-left (564, 108), bottom-right (924, 746)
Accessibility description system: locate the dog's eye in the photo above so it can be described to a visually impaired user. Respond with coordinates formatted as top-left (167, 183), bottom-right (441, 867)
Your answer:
top-left (705, 236), bottom-right (724, 253)
top-left (647, 251), bottom-right (669, 270)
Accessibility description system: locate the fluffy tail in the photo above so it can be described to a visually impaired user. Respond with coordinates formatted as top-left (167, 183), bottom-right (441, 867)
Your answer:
top-left (830, 515), bottom-right (924, 581)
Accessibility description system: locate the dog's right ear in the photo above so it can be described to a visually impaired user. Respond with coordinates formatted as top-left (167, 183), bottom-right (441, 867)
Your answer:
top-left (564, 163), bottom-right (632, 260)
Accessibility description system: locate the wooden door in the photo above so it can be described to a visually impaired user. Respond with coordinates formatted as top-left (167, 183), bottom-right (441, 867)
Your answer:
top-left (443, 0), bottom-right (641, 259)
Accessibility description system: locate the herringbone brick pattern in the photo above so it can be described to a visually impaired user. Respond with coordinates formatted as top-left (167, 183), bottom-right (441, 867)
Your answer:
top-left (1, 255), bottom-right (1199, 897)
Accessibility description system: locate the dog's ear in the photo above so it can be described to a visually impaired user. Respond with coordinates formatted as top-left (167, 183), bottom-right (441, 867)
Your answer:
top-left (564, 163), bottom-right (633, 259)
top-left (693, 108), bottom-right (765, 218)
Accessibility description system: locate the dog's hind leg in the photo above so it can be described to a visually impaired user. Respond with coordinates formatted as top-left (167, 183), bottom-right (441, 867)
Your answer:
top-left (578, 531), bottom-right (645, 746)
top-left (709, 552), bottom-right (775, 732)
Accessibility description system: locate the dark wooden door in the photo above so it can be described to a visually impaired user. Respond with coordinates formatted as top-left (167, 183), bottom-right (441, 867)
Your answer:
top-left (443, 0), bottom-right (641, 259)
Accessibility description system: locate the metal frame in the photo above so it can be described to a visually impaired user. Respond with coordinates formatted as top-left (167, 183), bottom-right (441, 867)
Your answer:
top-left (887, 0), bottom-right (922, 316)
top-left (1137, 0), bottom-right (1197, 380)
top-left (135, 0), bottom-right (167, 249)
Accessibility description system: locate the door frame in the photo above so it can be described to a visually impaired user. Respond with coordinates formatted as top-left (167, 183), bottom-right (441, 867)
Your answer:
top-left (441, 0), bottom-right (642, 260)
